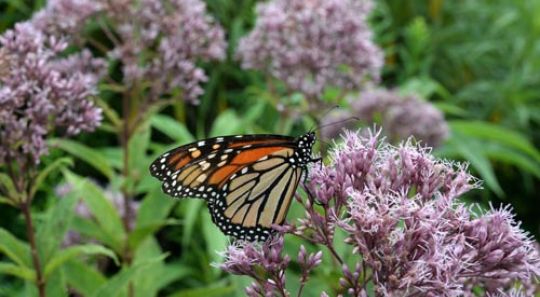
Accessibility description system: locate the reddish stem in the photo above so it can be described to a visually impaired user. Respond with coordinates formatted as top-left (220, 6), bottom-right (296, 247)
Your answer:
top-left (21, 201), bottom-right (46, 297)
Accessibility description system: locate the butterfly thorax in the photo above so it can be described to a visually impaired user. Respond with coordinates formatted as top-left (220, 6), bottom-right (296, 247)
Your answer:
top-left (293, 132), bottom-right (316, 165)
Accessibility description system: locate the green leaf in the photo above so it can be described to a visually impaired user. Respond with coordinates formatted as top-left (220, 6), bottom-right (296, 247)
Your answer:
top-left (44, 244), bottom-right (118, 277)
top-left (135, 189), bottom-right (176, 226)
top-left (168, 284), bottom-right (236, 297)
top-left (70, 216), bottom-right (110, 246)
top-left (481, 144), bottom-right (540, 179)
top-left (37, 188), bottom-right (78, 263)
top-left (132, 238), bottom-right (193, 297)
top-left (451, 121), bottom-right (540, 162)
top-left (145, 263), bottom-right (193, 295)
top-left (127, 121), bottom-right (151, 192)
top-left (0, 195), bottom-right (15, 207)
top-left (30, 157), bottom-right (72, 198)
top-left (151, 114), bottom-right (194, 143)
top-left (91, 255), bottom-right (167, 297)
top-left (128, 219), bottom-right (179, 250)
top-left (209, 110), bottom-right (243, 136)
top-left (64, 260), bottom-right (106, 297)
top-left (202, 211), bottom-right (227, 267)
top-left (0, 173), bottom-right (19, 202)
top-left (0, 262), bottom-right (35, 281)
top-left (0, 228), bottom-right (31, 267)
top-left (45, 268), bottom-right (67, 297)
top-left (64, 171), bottom-right (126, 251)
top-left (96, 97), bottom-right (121, 128)
top-left (446, 134), bottom-right (504, 196)
top-left (51, 139), bottom-right (114, 179)
top-left (181, 199), bottom-right (204, 247)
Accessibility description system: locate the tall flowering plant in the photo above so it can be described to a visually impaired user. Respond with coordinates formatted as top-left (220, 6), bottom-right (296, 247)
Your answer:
top-left (0, 22), bottom-right (105, 296)
top-left (221, 129), bottom-right (539, 296)
top-left (321, 88), bottom-right (450, 147)
top-left (0, 0), bottom-right (227, 296)
top-left (237, 0), bottom-right (383, 129)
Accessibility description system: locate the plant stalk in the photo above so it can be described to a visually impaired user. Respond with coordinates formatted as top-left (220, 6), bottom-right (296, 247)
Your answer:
top-left (21, 201), bottom-right (46, 297)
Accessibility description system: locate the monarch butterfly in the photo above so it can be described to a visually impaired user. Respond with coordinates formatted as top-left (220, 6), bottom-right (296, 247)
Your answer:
top-left (149, 132), bottom-right (317, 241)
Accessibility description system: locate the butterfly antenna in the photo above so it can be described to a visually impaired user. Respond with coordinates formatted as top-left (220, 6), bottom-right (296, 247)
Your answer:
top-left (316, 116), bottom-right (361, 131)
top-left (308, 105), bottom-right (341, 132)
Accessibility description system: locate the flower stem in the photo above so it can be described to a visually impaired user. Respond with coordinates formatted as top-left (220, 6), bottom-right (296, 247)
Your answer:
top-left (21, 201), bottom-right (46, 297)
top-left (121, 87), bottom-right (135, 297)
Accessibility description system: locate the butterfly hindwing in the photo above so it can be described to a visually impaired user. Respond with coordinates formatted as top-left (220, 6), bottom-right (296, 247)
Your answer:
top-left (208, 147), bottom-right (304, 241)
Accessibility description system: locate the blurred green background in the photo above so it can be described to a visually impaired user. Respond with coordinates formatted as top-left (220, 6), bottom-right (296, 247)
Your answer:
top-left (0, 0), bottom-right (539, 296)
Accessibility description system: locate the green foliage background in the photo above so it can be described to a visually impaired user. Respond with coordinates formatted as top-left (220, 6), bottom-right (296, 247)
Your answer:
top-left (0, 0), bottom-right (539, 296)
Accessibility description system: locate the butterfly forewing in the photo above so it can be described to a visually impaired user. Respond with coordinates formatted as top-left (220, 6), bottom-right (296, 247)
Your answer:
top-left (150, 134), bottom-right (296, 199)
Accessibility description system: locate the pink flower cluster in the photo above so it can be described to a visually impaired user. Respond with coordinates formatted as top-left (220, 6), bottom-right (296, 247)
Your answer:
top-left (221, 129), bottom-right (539, 296)
top-left (238, 0), bottom-right (383, 99)
top-left (322, 88), bottom-right (449, 147)
top-left (0, 22), bottom-right (104, 165)
top-left (31, 0), bottom-right (227, 104)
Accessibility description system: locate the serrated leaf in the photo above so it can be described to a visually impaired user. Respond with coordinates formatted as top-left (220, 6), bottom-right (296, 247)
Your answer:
top-left (0, 262), bottom-right (35, 281)
top-left (44, 244), bottom-right (118, 277)
top-left (91, 255), bottom-right (166, 297)
top-left (0, 228), bottom-right (31, 267)
top-left (151, 115), bottom-right (194, 143)
top-left (64, 171), bottom-right (125, 252)
top-left (30, 157), bottom-right (72, 198)
top-left (51, 139), bottom-right (114, 179)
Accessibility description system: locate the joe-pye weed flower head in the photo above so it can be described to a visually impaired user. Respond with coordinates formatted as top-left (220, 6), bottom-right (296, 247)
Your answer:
top-left (220, 129), bottom-right (539, 296)
top-left (238, 0), bottom-right (383, 101)
top-left (0, 22), bottom-right (104, 167)
top-left (30, 0), bottom-right (227, 104)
